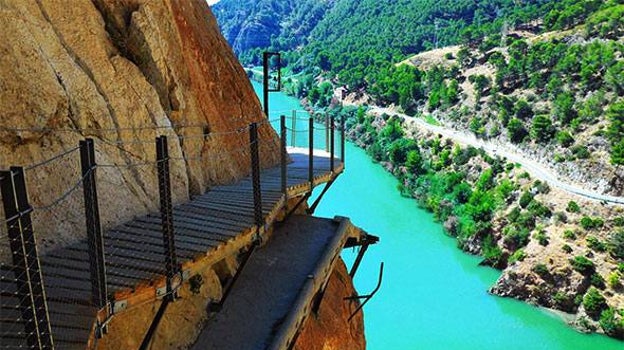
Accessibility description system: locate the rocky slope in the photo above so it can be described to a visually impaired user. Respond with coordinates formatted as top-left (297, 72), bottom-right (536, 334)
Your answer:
top-left (397, 25), bottom-right (624, 197)
top-left (341, 108), bottom-right (624, 339)
top-left (0, 0), bottom-right (280, 256)
top-left (294, 259), bottom-right (366, 350)
top-left (212, 0), bottom-right (335, 61)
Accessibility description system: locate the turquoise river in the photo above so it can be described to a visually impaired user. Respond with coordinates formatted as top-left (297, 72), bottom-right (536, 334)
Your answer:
top-left (252, 81), bottom-right (623, 349)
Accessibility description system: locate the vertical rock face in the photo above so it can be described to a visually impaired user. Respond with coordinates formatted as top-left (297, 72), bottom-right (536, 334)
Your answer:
top-left (0, 0), bottom-right (279, 256)
top-left (294, 259), bottom-right (367, 350)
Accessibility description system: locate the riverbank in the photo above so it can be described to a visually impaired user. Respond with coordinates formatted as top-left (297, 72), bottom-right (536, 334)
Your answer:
top-left (335, 106), bottom-right (624, 339)
top-left (253, 81), bottom-right (624, 347)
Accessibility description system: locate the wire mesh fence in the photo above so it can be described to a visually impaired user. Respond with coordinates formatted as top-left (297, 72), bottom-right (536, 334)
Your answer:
top-left (0, 112), bottom-right (344, 349)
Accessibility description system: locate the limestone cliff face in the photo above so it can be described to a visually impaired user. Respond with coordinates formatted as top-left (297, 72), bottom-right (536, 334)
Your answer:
top-left (0, 0), bottom-right (279, 256)
top-left (294, 259), bottom-right (366, 350)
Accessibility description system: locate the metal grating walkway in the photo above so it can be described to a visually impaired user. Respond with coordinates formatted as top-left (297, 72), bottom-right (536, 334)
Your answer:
top-left (0, 150), bottom-right (342, 349)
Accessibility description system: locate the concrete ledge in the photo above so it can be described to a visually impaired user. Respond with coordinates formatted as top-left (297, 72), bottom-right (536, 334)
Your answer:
top-left (268, 216), bottom-right (353, 350)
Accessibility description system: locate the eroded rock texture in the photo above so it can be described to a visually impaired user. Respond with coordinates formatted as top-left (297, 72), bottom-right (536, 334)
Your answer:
top-left (294, 259), bottom-right (366, 350)
top-left (0, 0), bottom-right (279, 257)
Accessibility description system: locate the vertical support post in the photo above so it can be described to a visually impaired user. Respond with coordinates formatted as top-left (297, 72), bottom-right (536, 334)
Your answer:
top-left (349, 243), bottom-right (370, 278)
top-left (325, 113), bottom-right (330, 152)
top-left (308, 117), bottom-right (314, 190)
top-left (330, 116), bottom-right (335, 173)
top-left (80, 139), bottom-right (108, 312)
top-left (280, 115), bottom-right (287, 199)
top-left (250, 123), bottom-right (264, 232)
top-left (156, 136), bottom-right (177, 301)
top-left (1, 168), bottom-right (54, 349)
top-left (291, 110), bottom-right (297, 147)
top-left (263, 52), bottom-right (270, 118)
top-left (340, 115), bottom-right (346, 165)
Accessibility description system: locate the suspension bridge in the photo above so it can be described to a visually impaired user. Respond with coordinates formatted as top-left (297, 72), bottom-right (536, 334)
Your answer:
top-left (0, 114), bottom-right (376, 349)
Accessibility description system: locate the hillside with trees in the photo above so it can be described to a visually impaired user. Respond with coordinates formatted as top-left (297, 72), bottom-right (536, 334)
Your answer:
top-left (214, 0), bottom-right (624, 340)
top-left (212, 0), bottom-right (336, 66)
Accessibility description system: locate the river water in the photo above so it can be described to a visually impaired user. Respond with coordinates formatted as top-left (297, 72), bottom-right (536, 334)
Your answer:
top-left (252, 81), bottom-right (623, 349)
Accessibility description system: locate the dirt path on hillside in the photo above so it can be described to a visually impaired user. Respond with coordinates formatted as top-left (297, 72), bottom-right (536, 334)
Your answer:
top-left (368, 106), bottom-right (624, 205)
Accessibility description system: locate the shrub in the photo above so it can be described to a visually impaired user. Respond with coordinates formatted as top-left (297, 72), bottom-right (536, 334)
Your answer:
top-left (572, 145), bottom-right (591, 159)
top-left (608, 271), bottom-right (621, 289)
top-left (504, 226), bottom-right (531, 250)
top-left (570, 256), bottom-right (595, 275)
top-left (519, 190), bottom-right (533, 208)
top-left (508, 206), bottom-right (521, 223)
top-left (583, 287), bottom-right (608, 319)
top-left (587, 236), bottom-right (608, 252)
top-left (533, 263), bottom-right (549, 277)
top-left (609, 230), bottom-right (624, 260)
top-left (567, 201), bottom-right (580, 213)
top-left (527, 200), bottom-right (552, 218)
top-left (554, 212), bottom-right (568, 223)
top-left (517, 212), bottom-right (536, 230)
top-left (591, 273), bottom-right (606, 289)
top-left (515, 99), bottom-right (534, 120)
top-left (532, 180), bottom-right (551, 194)
top-left (481, 234), bottom-right (504, 267)
top-left (556, 131), bottom-right (575, 147)
top-left (534, 229), bottom-right (550, 246)
top-left (563, 229), bottom-right (577, 240)
top-left (508, 249), bottom-right (527, 264)
top-left (562, 244), bottom-right (573, 253)
top-left (614, 217), bottom-right (624, 227)
top-left (531, 115), bottom-right (554, 143)
top-left (580, 216), bottom-right (604, 230)
top-left (508, 118), bottom-right (528, 143)
top-left (599, 308), bottom-right (624, 338)
top-left (553, 291), bottom-right (569, 307)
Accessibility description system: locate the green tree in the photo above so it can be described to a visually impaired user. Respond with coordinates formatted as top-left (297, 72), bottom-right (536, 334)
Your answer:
top-left (556, 131), bottom-right (575, 147)
top-left (553, 92), bottom-right (577, 124)
top-left (406, 149), bottom-right (425, 175)
top-left (606, 101), bottom-right (624, 143)
top-left (507, 118), bottom-right (528, 143)
top-left (583, 287), bottom-right (608, 319)
top-left (515, 100), bottom-right (534, 120)
top-left (570, 255), bottom-right (595, 275)
top-left (610, 230), bottom-right (624, 260)
top-left (470, 74), bottom-right (491, 100)
top-left (531, 115), bottom-right (554, 143)
top-left (567, 201), bottom-right (580, 213)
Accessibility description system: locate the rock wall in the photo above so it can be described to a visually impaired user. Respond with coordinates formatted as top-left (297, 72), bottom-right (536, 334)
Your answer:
top-left (293, 258), bottom-right (367, 350)
top-left (0, 0), bottom-right (279, 257)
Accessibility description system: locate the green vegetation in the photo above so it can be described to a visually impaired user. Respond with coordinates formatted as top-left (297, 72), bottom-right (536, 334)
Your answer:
top-left (563, 229), bottom-right (577, 240)
top-left (607, 101), bottom-right (624, 165)
top-left (580, 216), bottom-right (605, 230)
top-left (534, 229), bottom-right (550, 246)
top-left (217, 1), bottom-right (624, 340)
top-left (587, 236), bottom-right (607, 252)
top-left (583, 287), bottom-right (608, 319)
top-left (591, 273), bottom-right (606, 289)
top-left (599, 307), bottom-right (624, 339)
top-left (610, 230), bottom-right (624, 260)
top-left (566, 201), bottom-right (580, 213)
top-left (508, 249), bottom-right (527, 264)
top-left (570, 255), bottom-right (595, 275)
top-left (533, 263), bottom-right (549, 278)
top-left (608, 271), bottom-right (621, 288)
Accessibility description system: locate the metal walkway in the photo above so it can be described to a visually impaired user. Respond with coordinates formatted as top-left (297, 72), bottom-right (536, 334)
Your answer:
top-left (191, 215), bottom-right (360, 350)
top-left (0, 149), bottom-right (343, 350)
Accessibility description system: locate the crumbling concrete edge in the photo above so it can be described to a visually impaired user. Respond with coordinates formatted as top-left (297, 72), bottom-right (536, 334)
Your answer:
top-left (268, 216), bottom-right (359, 350)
